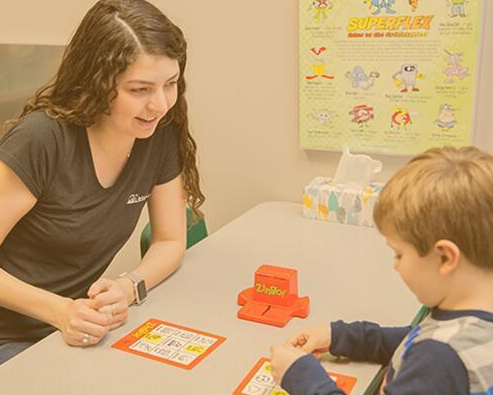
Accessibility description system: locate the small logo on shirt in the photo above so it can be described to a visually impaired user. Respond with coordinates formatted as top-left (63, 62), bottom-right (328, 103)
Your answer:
top-left (127, 193), bottom-right (151, 205)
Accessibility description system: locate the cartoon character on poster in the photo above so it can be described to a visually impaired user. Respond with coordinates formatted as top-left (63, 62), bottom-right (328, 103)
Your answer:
top-left (349, 104), bottom-right (374, 126)
top-left (345, 66), bottom-right (380, 90)
top-left (447, 0), bottom-right (468, 18)
top-left (305, 47), bottom-right (334, 80)
top-left (392, 64), bottom-right (423, 93)
top-left (367, 0), bottom-right (396, 15)
top-left (408, 0), bottom-right (420, 12)
top-left (435, 104), bottom-right (458, 130)
top-left (312, 109), bottom-right (336, 126)
top-left (443, 50), bottom-right (469, 83)
top-left (311, 0), bottom-right (333, 22)
top-left (390, 107), bottom-right (412, 130)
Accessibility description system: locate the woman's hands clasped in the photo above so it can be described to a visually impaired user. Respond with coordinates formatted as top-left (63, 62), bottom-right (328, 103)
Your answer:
top-left (56, 297), bottom-right (111, 347)
top-left (55, 278), bottom-right (130, 347)
top-left (88, 278), bottom-right (130, 330)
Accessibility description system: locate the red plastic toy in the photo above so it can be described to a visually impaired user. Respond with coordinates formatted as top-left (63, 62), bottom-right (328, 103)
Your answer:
top-left (237, 265), bottom-right (310, 327)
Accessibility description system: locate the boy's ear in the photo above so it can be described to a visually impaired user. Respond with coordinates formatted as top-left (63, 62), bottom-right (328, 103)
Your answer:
top-left (434, 240), bottom-right (460, 275)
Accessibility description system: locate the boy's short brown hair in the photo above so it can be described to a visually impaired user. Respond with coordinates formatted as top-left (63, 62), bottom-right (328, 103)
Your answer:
top-left (374, 146), bottom-right (493, 269)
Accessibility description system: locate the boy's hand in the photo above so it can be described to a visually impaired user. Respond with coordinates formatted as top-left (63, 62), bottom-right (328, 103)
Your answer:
top-left (270, 345), bottom-right (307, 384)
top-left (286, 325), bottom-right (331, 358)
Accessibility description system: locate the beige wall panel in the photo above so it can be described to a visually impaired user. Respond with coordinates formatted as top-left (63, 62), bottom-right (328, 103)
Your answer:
top-left (1, 0), bottom-right (491, 274)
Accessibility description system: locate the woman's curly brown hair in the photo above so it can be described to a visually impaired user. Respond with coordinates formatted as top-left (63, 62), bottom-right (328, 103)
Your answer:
top-left (4, 0), bottom-right (204, 216)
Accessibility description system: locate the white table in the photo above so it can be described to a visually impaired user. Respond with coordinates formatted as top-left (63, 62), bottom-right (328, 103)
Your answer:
top-left (0, 202), bottom-right (419, 395)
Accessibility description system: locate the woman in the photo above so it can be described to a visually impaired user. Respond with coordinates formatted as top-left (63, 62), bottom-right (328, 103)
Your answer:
top-left (0, 0), bottom-right (203, 364)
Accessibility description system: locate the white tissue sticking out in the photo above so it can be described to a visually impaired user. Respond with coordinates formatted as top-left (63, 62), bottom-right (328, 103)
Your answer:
top-left (333, 144), bottom-right (382, 189)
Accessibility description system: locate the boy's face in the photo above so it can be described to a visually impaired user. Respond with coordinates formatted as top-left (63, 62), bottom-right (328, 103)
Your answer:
top-left (384, 233), bottom-right (445, 308)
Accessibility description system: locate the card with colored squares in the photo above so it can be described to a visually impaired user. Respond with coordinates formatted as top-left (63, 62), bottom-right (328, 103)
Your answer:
top-left (233, 357), bottom-right (357, 395)
top-left (112, 318), bottom-right (226, 370)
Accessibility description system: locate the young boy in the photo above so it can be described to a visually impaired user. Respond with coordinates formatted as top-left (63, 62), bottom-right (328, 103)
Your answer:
top-left (270, 146), bottom-right (493, 395)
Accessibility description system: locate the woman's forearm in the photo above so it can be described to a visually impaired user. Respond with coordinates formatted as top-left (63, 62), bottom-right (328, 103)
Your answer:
top-left (0, 267), bottom-right (70, 330)
top-left (116, 239), bottom-right (185, 304)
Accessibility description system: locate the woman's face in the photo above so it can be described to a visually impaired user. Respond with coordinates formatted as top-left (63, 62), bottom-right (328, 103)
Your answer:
top-left (97, 53), bottom-right (180, 139)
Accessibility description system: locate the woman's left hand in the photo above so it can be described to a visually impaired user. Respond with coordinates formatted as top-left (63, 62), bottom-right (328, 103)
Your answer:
top-left (87, 278), bottom-right (129, 330)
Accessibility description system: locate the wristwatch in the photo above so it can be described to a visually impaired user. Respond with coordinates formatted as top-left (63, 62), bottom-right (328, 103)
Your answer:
top-left (119, 272), bottom-right (147, 305)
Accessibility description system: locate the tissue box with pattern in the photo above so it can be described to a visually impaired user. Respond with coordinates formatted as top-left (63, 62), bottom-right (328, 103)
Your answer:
top-left (303, 176), bottom-right (384, 227)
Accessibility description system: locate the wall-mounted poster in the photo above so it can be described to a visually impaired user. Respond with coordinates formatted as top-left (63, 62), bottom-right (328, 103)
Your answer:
top-left (299, 0), bottom-right (485, 155)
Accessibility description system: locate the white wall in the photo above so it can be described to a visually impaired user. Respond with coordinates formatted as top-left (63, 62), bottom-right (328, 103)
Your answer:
top-left (1, 0), bottom-right (492, 275)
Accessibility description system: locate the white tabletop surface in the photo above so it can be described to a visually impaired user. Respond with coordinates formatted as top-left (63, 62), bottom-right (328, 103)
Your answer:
top-left (0, 201), bottom-right (419, 395)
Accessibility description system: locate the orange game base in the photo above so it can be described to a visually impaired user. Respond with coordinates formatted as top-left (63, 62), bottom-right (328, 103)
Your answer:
top-left (237, 287), bottom-right (310, 327)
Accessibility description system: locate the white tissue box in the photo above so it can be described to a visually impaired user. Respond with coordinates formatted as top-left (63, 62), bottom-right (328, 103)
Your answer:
top-left (303, 177), bottom-right (384, 227)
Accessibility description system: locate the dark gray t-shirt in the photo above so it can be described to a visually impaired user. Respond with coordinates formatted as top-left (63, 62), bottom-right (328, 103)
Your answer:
top-left (0, 110), bottom-right (181, 344)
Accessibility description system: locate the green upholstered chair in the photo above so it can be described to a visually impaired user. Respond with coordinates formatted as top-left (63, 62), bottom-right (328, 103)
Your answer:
top-left (409, 305), bottom-right (431, 327)
top-left (140, 206), bottom-right (208, 257)
top-left (362, 305), bottom-right (431, 395)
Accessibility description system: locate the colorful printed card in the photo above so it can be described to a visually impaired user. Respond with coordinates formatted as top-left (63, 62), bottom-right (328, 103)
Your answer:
top-left (233, 357), bottom-right (357, 395)
top-left (112, 318), bottom-right (226, 370)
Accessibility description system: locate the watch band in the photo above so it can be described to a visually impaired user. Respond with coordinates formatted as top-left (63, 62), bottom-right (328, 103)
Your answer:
top-left (119, 272), bottom-right (147, 305)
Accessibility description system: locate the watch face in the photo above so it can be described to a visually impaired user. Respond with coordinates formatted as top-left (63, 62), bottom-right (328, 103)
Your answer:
top-left (136, 280), bottom-right (147, 302)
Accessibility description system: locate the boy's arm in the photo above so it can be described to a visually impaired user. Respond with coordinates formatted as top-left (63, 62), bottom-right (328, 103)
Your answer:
top-left (330, 320), bottom-right (411, 365)
top-left (282, 354), bottom-right (345, 395)
top-left (382, 339), bottom-right (468, 394)
top-left (281, 339), bottom-right (468, 395)
top-left (279, 321), bottom-right (412, 395)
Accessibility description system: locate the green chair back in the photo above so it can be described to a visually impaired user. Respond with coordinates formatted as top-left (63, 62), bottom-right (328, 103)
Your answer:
top-left (362, 305), bottom-right (430, 395)
top-left (410, 305), bottom-right (430, 327)
top-left (140, 206), bottom-right (208, 257)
